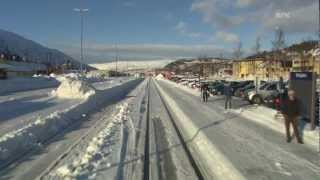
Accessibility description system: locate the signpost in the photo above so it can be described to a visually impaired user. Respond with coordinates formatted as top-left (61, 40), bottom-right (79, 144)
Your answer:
top-left (290, 72), bottom-right (317, 130)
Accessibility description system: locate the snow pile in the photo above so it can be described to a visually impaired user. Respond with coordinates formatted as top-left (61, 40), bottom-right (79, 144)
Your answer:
top-left (49, 73), bottom-right (56, 78)
top-left (155, 73), bottom-right (165, 80)
top-left (52, 103), bottom-right (129, 179)
top-left (54, 78), bottom-right (96, 99)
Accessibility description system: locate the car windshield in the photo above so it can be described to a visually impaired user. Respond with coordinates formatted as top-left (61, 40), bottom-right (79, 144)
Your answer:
top-left (0, 1), bottom-right (319, 179)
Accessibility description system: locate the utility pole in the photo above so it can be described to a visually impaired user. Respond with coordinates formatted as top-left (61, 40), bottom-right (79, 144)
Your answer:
top-left (115, 44), bottom-right (119, 76)
top-left (74, 8), bottom-right (89, 73)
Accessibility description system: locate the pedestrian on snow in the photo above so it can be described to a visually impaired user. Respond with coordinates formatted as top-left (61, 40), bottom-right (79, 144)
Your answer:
top-left (201, 83), bottom-right (209, 102)
top-left (277, 76), bottom-right (286, 110)
top-left (224, 82), bottom-right (232, 110)
top-left (281, 89), bottom-right (303, 144)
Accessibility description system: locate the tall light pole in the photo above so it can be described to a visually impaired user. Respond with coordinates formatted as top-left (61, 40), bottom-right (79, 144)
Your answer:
top-left (115, 44), bottom-right (119, 76)
top-left (74, 8), bottom-right (89, 73)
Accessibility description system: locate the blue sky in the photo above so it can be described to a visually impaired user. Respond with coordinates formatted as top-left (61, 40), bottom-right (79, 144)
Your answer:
top-left (0, 0), bottom-right (318, 63)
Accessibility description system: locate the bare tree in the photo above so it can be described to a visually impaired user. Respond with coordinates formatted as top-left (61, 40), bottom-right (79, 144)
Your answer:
top-left (233, 41), bottom-right (243, 60)
top-left (271, 27), bottom-right (286, 79)
top-left (272, 27), bottom-right (286, 51)
top-left (253, 36), bottom-right (261, 55)
top-left (219, 52), bottom-right (224, 59)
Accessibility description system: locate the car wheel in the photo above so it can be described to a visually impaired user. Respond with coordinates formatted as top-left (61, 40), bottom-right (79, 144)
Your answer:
top-left (252, 95), bottom-right (262, 105)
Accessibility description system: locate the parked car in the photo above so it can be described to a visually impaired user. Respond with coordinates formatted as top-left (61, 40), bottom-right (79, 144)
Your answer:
top-left (231, 81), bottom-right (253, 95)
top-left (209, 83), bottom-right (225, 95)
top-left (234, 83), bottom-right (255, 97)
top-left (249, 82), bottom-right (279, 104)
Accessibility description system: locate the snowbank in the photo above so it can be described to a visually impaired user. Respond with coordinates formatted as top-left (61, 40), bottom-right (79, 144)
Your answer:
top-left (0, 79), bottom-right (142, 168)
top-left (54, 78), bottom-right (96, 99)
top-left (52, 103), bottom-right (129, 179)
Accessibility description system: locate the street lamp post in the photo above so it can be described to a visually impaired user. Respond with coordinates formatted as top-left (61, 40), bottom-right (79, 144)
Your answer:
top-left (74, 8), bottom-right (89, 73)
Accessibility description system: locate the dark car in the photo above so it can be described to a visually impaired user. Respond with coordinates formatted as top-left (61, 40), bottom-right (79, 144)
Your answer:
top-left (234, 83), bottom-right (255, 97)
top-left (210, 83), bottom-right (225, 95)
top-left (231, 81), bottom-right (253, 95)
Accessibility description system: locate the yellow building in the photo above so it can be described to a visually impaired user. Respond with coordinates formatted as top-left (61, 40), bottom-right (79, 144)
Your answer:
top-left (233, 58), bottom-right (292, 80)
top-left (232, 58), bottom-right (265, 79)
top-left (291, 55), bottom-right (320, 74)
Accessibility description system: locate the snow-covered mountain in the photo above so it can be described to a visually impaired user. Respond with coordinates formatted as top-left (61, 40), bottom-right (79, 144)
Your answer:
top-left (0, 29), bottom-right (91, 69)
top-left (90, 59), bottom-right (174, 71)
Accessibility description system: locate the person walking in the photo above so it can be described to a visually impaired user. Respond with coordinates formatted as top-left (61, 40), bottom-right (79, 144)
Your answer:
top-left (281, 89), bottom-right (303, 144)
top-left (277, 77), bottom-right (286, 110)
top-left (201, 83), bottom-right (209, 102)
top-left (224, 82), bottom-right (232, 110)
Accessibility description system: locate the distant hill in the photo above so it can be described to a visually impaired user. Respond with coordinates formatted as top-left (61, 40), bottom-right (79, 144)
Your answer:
top-left (164, 57), bottom-right (231, 73)
top-left (0, 29), bottom-right (94, 70)
top-left (246, 40), bottom-right (318, 59)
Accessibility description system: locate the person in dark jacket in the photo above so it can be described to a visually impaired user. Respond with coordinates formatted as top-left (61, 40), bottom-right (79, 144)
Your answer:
top-left (281, 89), bottom-right (303, 144)
top-left (277, 77), bottom-right (286, 110)
top-left (224, 82), bottom-right (232, 110)
top-left (201, 83), bottom-right (209, 102)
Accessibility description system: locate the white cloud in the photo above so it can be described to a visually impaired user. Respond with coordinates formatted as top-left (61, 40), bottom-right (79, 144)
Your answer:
top-left (191, 0), bottom-right (316, 34)
top-left (59, 43), bottom-right (230, 63)
top-left (214, 31), bottom-right (240, 44)
top-left (264, 3), bottom-right (317, 33)
top-left (174, 21), bottom-right (202, 38)
top-left (191, 0), bottom-right (244, 29)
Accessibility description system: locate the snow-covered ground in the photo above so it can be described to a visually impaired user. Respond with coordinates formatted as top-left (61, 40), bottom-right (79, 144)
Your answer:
top-left (0, 76), bottom-right (138, 169)
top-left (1, 75), bottom-right (319, 180)
top-left (158, 78), bottom-right (319, 151)
top-left (154, 78), bottom-right (320, 179)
